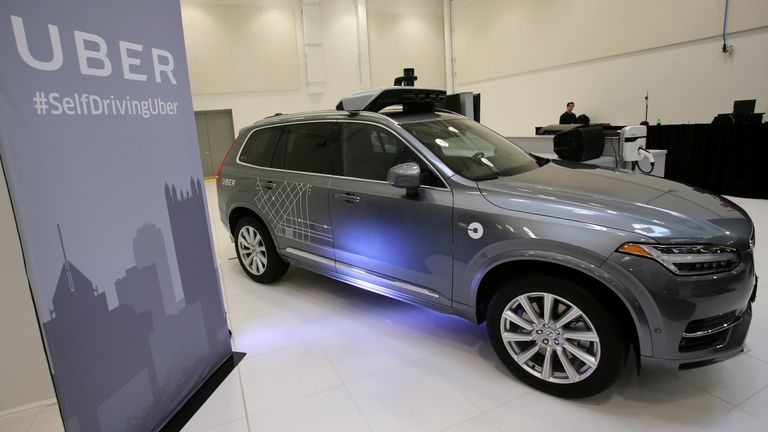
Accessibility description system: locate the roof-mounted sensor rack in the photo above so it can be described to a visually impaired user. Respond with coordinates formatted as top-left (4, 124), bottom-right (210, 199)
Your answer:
top-left (336, 68), bottom-right (445, 113)
top-left (336, 87), bottom-right (446, 113)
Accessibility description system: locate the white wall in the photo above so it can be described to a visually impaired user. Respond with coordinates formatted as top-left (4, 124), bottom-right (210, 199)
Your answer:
top-left (0, 163), bottom-right (55, 415)
top-left (186, 0), bottom-right (768, 137)
top-left (452, 0), bottom-right (768, 84)
top-left (186, 0), bottom-right (366, 132)
top-left (451, 0), bottom-right (768, 136)
top-left (182, 0), bottom-right (300, 94)
top-left (367, 0), bottom-right (445, 88)
top-left (455, 28), bottom-right (768, 136)
top-left (185, 0), bottom-right (447, 133)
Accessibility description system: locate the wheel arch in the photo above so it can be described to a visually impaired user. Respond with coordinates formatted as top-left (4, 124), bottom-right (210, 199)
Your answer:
top-left (227, 204), bottom-right (275, 241)
top-left (472, 255), bottom-right (652, 360)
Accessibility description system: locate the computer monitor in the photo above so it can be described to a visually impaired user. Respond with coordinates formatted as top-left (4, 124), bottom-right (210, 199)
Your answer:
top-left (441, 92), bottom-right (481, 122)
top-left (733, 99), bottom-right (756, 115)
top-left (472, 93), bottom-right (481, 122)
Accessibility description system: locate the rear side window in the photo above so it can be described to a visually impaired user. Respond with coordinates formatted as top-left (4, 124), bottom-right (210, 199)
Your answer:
top-left (340, 123), bottom-right (446, 188)
top-left (238, 127), bottom-right (281, 166)
top-left (274, 122), bottom-right (334, 175)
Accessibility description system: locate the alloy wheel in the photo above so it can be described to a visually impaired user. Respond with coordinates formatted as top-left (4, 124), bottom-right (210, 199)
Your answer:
top-left (499, 292), bottom-right (601, 384)
top-left (237, 226), bottom-right (267, 275)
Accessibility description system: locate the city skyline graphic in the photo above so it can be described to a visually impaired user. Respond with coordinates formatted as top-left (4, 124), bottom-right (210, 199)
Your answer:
top-left (42, 178), bottom-right (231, 432)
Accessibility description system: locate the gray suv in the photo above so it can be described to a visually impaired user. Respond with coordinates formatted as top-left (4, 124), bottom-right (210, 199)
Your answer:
top-left (217, 87), bottom-right (757, 398)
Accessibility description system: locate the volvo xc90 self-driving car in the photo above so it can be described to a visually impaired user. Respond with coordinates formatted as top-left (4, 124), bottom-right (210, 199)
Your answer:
top-left (217, 87), bottom-right (757, 398)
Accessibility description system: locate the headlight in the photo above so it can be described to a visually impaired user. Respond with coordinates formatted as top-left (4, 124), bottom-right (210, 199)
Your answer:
top-left (617, 243), bottom-right (740, 275)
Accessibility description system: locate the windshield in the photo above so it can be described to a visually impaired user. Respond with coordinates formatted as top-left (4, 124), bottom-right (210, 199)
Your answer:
top-left (400, 118), bottom-right (540, 181)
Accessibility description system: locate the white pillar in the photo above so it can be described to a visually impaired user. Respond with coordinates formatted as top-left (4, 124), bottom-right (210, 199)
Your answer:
top-left (443, 0), bottom-right (454, 93)
top-left (355, 0), bottom-right (372, 88)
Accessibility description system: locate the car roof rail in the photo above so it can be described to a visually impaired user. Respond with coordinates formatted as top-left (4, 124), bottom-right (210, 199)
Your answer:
top-left (336, 87), bottom-right (447, 113)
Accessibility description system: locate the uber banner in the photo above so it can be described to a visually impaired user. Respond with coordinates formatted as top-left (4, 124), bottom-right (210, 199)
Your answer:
top-left (0, 1), bottom-right (232, 431)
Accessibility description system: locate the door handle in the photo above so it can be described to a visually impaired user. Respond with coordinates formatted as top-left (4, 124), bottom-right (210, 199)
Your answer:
top-left (263, 181), bottom-right (276, 190)
top-left (334, 193), bottom-right (360, 203)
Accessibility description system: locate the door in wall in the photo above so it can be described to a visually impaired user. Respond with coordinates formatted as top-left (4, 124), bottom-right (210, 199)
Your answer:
top-left (195, 110), bottom-right (235, 177)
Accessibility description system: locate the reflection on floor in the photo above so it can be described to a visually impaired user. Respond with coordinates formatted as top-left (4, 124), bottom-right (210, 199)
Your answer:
top-left (3, 179), bottom-right (768, 432)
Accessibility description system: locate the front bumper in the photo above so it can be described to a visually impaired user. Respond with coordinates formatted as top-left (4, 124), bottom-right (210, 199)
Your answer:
top-left (607, 249), bottom-right (756, 369)
top-left (641, 304), bottom-right (752, 370)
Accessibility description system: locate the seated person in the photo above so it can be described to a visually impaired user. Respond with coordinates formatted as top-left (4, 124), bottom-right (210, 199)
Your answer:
top-left (559, 101), bottom-right (577, 124)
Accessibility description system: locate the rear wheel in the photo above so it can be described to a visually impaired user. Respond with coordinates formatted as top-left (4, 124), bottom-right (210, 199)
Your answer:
top-left (234, 217), bottom-right (288, 283)
top-left (487, 275), bottom-right (626, 398)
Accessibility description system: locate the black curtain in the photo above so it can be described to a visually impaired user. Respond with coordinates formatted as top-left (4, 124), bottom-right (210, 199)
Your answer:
top-left (646, 124), bottom-right (768, 199)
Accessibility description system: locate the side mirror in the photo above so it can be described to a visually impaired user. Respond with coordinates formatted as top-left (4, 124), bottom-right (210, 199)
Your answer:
top-left (387, 162), bottom-right (421, 197)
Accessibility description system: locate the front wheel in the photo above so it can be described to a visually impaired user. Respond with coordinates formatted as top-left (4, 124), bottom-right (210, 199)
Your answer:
top-left (234, 217), bottom-right (288, 283)
top-left (487, 275), bottom-right (626, 398)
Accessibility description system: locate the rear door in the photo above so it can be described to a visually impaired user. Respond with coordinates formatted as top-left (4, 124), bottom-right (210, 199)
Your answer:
top-left (224, 125), bottom-right (282, 220)
top-left (262, 122), bottom-right (336, 269)
top-left (329, 121), bottom-right (454, 304)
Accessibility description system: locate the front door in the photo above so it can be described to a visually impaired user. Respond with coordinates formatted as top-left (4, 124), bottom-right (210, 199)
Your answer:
top-left (329, 122), bottom-right (453, 303)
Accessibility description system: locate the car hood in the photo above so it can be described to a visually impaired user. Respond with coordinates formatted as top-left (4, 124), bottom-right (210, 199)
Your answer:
top-left (478, 161), bottom-right (753, 249)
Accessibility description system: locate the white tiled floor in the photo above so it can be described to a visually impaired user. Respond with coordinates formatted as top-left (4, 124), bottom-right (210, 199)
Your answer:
top-left (4, 181), bottom-right (768, 432)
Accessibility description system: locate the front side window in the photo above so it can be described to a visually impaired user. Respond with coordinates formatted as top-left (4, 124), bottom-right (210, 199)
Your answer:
top-left (238, 126), bottom-right (281, 166)
top-left (400, 118), bottom-right (539, 181)
top-left (340, 123), bottom-right (444, 187)
top-left (274, 122), bottom-right (334, 174)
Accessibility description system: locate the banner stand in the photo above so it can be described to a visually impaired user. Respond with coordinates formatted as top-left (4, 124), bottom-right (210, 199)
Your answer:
top-left (0, 1), bottom-right (235, 430)
top-left (159, 351), bottom-right (245, 432)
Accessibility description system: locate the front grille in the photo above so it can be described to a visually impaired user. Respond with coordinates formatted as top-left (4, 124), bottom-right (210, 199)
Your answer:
top-left (679, 310), bottom-right (740, 353)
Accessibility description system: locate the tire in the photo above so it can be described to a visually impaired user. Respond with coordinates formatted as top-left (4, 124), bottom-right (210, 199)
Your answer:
top-left (486, 275), bottom-right (626, 398)
top-left (234, 217), bottom-right (289, 283)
